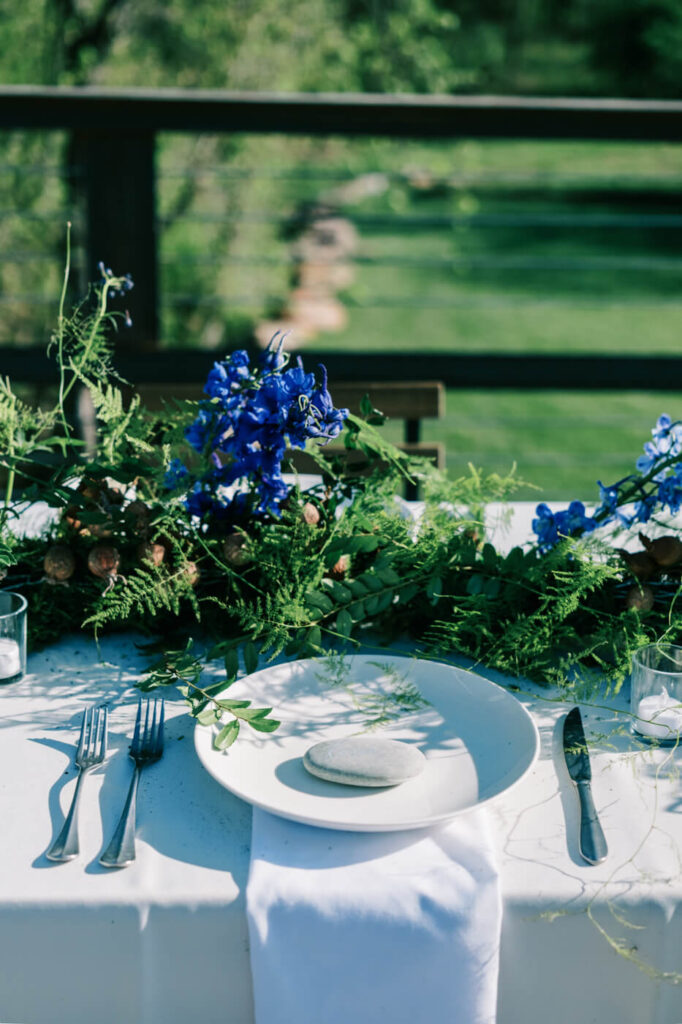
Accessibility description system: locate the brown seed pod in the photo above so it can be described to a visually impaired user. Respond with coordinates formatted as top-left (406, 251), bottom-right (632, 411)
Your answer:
top-left (103, 481), bottom-right (124, 506)
top-left (302, 502), bottom-right (321, 526)
top-left (330, 554), bottom-right (350, 581)
top-left (626, 585), bottom-right (655, 612)
top-left (78, 477), bottom-right (103, 503)
top-left (136, 541), bottom-right (166, 567)
top-left (63, 505), bottom-right (84, 533)
top-left (222, 533), bottom-right (250, 567)
top-left (88, 519), bottom-right (113, 539)
top-left (184, 560), bottom-right (200, 586)
top-left (124, 500), bottom-right (151, 534)
top-left (619, 549), bottom-right (657, 581)
top-left (639, 533), bottom-right (682, 568)
top-left (87, 544), bottom-right (121, 580)
top-left (43, 544), bottom-right (76, 582)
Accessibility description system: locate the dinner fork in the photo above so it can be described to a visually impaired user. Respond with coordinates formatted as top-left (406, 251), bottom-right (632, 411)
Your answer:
top-left (99, 698), bottom-right (164, 868)
top-left (46, 704), bottom-right (108, 862)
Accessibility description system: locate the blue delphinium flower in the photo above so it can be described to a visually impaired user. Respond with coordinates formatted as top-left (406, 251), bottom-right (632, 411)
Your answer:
top-left (171, 338), bottom-right (349, 524)
top-left (534, 413), bottom-right (682, 551)
top-left (260, 331), bottom-right (288, 373)
top-left (532, 503), bottom-right (559, 552)
top-left (532, 501), bottom-right (596, 553)
top-left (657, 463), bottom-right (682, 516)
top-left (164, 458), bottom-right (189, 490)
top-left (204, 350), bottom-right (252, 402)
top-left (636, 414), bottom-right (682, 477)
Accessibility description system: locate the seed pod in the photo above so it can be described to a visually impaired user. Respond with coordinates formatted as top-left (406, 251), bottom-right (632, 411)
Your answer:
top-left (104, 482), bottom-right (124, 506)
top-left (136, 541), bottom-right (166, 567)
top-left (184, 560), bottom-right (200, 586)
top-left (124, 500), bottom-right (151, 534)
top-left (639, 533), bottom-right (682, 568)
top-left (88, 544), bottom-right (121, 580)
top-left (330, 554), bottom-right (350, 581)
top-left (63, 505), bottom-right (84, 533)
top-left (43, 544), bottom-right (76, 582)
top-left (88, 519), bottom-right (113, 539)
top-left (78, 477), bottom-right (103, 503)
top-left (619, 549), bottom-right (657, 581)
top-left (302, 502), bottom-right (321, 526)
top-left (222, 533), bottom-right (250, 567)
top-left (626, 585), bottom-right (655, 612)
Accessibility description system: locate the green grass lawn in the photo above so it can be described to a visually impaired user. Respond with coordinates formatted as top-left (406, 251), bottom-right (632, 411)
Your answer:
top-left (243, 138), bottom-right (682, 499)
top-left (401, 390), bottom-right (682, 501)
top-left (160, 137), bottom-right (682, 500)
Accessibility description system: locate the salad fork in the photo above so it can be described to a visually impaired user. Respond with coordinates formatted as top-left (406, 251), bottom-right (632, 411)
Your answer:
top-left (99, 698), bottom-right (164, 869)
top-left (46, 704), bottom-right (108, 862)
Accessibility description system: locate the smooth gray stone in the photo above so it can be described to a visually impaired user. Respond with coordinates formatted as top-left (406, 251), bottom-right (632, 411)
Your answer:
top-left (302, 736), bottom-right (426, 787)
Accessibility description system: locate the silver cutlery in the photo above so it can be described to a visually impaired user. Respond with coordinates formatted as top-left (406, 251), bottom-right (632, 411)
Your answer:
top-left (47, 704), bottom-right (108, 862)
top-left (99, 698), bottom-right (164, 869)
top-left (562, 706), bottom-right (608, 865)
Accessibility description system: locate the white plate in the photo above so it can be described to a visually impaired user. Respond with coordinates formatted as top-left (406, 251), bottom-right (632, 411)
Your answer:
top-left (194, 654), bottom-right (539, 832)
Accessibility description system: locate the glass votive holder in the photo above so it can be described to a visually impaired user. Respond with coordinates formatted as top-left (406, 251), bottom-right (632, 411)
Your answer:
top-left (630, 643), bottom-right (682, 744)
top-left (0, 591), bottom-right (27, 684)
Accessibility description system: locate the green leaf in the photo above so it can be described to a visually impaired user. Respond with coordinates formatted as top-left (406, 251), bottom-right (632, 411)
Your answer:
top-left (426, 577), bottom-right (443, 601)
top-left (354, 534), bottom-right (379, 553)
top-left (249, 717), bottom-right (281, 733)
top-left (375, 590), bottom-right (394, 613)
top-left (466, 574), bottom-right (485, 596)
top-left (305, 590), bottom-right (335, 614)
top-left (326, 580), bottom-right (353, 603)
top-left (243, 641), bottom-right (259, 675)
top-left (233, 705), bottom-right (273, 721)
top-left (504, 547), bottom-right (525, 574)
top-left (347, 600), bottom-right (366, 620)
top-left (224, 648), bottom-right (240, 682)
top-left (377, 567), bottom-right (400, 586)
top-left (337, 608), bottom-right (353, 638)
top-left (196, 705), bottom-right (221, 726)
top-left (482, 543), bottom-right (498, 570)
top-left (358, 572), bottom-right (383, 593)
top-left (214, 719), bottom-right (240, 751)
top-left (397, 582), bottom-right (419, 604)
top-left (304, 625), bottom-right (323, 653)
top-left (215, 698), bottom-right (251, 710)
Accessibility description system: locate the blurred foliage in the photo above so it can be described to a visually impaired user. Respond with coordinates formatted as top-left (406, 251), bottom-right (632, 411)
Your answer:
top-left (0, 0), bottom-right (681, 96)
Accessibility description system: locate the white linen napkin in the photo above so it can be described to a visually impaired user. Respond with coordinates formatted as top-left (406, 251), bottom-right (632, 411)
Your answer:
top-left (246, 807), bottom-right (501, 1024)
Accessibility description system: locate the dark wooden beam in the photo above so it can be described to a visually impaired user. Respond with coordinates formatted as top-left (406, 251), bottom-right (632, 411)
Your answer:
top-left (4, 348), bottom-right (682, 391)
top-left (1, 87), bottom-right (682, 141)
top-left (72, 129), bottom-right (158, 350)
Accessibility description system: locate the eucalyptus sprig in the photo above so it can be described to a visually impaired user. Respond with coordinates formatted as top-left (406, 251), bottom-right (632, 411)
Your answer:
top-left (138, 640), bottom-right (280, 749)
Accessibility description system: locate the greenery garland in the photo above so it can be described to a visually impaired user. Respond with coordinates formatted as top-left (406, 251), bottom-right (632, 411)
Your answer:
top-left (2, 241), bottom-right (680, 747)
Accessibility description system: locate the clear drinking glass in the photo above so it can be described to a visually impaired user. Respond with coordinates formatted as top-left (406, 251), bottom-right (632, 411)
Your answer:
top-left (630, 643), bottom-right (682, 744)
top-left (0, 591), bottom-right (27, 684)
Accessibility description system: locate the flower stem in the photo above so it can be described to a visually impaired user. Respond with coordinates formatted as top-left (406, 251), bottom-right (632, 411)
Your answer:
top-left (56, 223), bottom-right (72, 439)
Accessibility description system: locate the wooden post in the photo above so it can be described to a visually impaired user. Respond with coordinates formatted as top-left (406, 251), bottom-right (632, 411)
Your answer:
top-left (72, 129), bottom-right (158, 351)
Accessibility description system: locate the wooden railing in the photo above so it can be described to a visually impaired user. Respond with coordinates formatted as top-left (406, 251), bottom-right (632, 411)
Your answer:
top-left (2, 86), bottom-right (682, 389)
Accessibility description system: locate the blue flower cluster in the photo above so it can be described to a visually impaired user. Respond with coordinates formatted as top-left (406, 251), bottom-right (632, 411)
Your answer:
top-left (532, 414), bottom-right (682, 551)
top-left (532, 501), bottom-right (596, 553)
top-left (165, 336), bottom-right (349, 522)
top-left (98, 261), bottom-right (134, 299)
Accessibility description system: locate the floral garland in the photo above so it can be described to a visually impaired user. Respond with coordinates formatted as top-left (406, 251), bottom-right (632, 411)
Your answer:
top-left (3, 252), bottom-right (682, 750)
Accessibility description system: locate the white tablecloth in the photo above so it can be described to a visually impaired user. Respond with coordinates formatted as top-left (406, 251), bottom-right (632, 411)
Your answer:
top-left (2, 504), bottom-right (682, 1024)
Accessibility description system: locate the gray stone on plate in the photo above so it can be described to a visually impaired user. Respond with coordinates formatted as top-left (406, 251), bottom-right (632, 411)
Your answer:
top-left (303, 736), bottom-right (426, 787)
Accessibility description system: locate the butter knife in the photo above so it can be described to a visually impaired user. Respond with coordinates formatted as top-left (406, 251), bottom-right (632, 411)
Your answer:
top-left (563, 706), bottom-right (608, 865)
